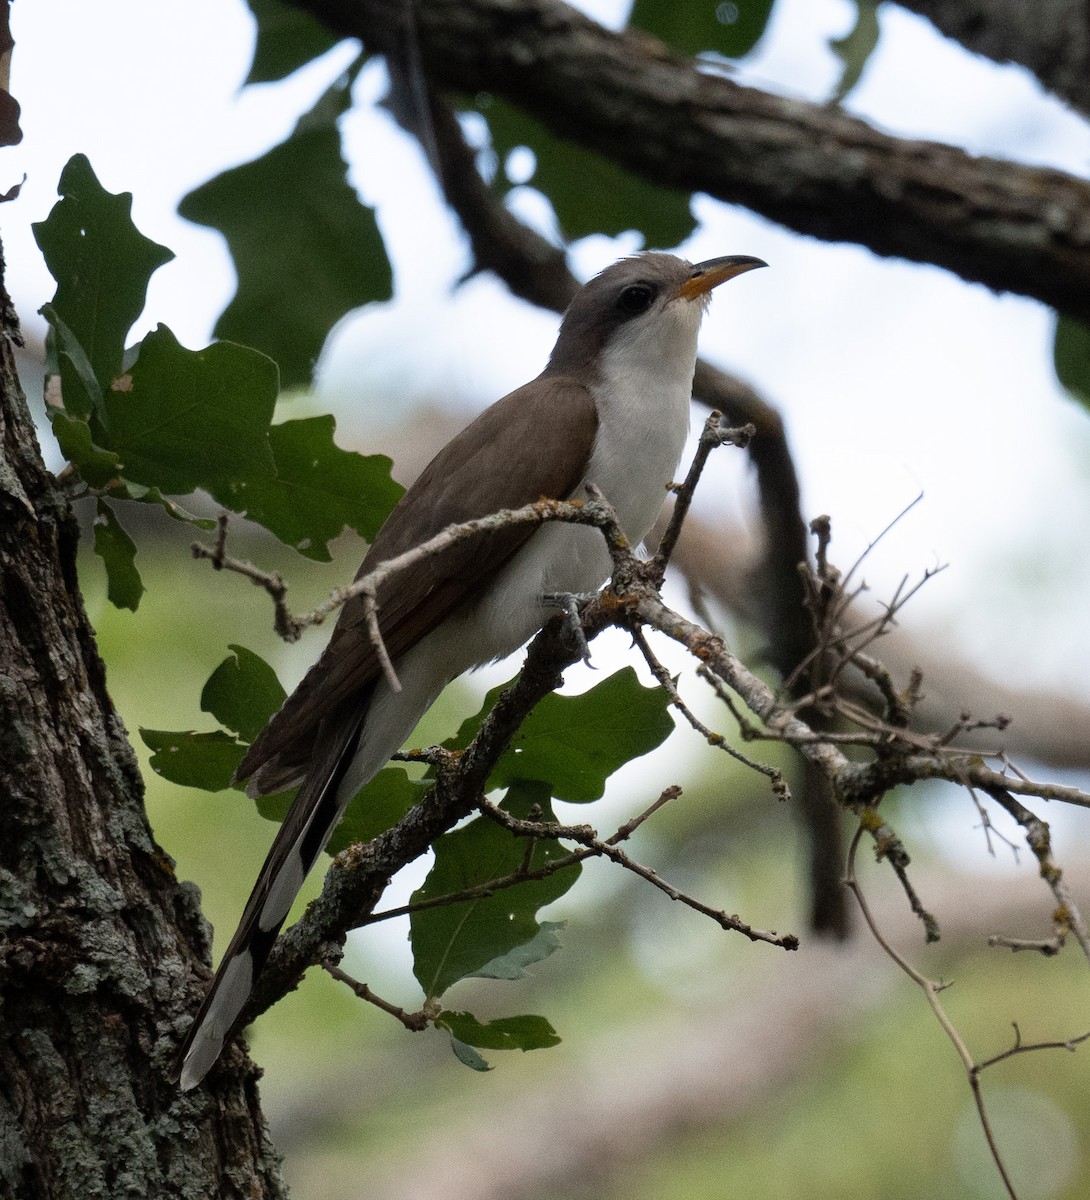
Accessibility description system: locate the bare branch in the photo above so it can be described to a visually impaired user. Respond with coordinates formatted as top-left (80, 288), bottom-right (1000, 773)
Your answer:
top-left (845, 825), bottom-right (1019, 1200)
top-left (357, 783), bottom-right (796, 952)
top-left (629, 625), bottom-right (789, 799)
top-left (322, 962), bottom-right (430, 1031)
top-left (859, 807), bottom-right (940, 942)
top-left (984, 788), bottom-right (1090, 966)
top-left (621, 584), bottom-right (1090, 817)
top-left (191, 514), bottom-right (300, 641)
top-left (478, 798), bottom-right (799, 950)
top-left (191, 494), bottom-right (626, 677)
top-left (975, 1024), bottom-right (1090, 1072)
top-left (897, 0), bottom-right (1090, 119)
top-left (647, 413), bottom-right (754, 587)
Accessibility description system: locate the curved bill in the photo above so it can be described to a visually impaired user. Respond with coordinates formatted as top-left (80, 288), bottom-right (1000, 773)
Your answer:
top-left (675, 255), bottom-right (768, 301)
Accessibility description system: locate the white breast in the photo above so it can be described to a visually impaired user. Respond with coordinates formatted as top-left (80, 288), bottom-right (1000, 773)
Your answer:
top-left (583, 295), bottom-right (698, 542)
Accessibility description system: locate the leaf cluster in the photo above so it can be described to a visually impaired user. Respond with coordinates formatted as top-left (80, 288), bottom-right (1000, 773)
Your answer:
top-left (34, 154), bottom-right (401, 609)
top-left (145, 646), bottom-right (674, 1064)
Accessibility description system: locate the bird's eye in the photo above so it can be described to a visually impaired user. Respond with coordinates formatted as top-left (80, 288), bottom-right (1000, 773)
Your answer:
top-left (616, 283), bottom-right (656, 314)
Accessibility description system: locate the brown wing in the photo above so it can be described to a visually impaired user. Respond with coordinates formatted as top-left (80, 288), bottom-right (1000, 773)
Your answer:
top-left (237, 374), bottom-right (598, 787)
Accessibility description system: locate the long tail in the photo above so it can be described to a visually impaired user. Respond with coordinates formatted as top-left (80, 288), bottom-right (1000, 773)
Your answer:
top-left (176, 716), bottom-right (362, 1090)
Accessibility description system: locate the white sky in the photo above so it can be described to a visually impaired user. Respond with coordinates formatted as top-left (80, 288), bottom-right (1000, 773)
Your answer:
top-left (7, 0), bottom-right (1090, 704)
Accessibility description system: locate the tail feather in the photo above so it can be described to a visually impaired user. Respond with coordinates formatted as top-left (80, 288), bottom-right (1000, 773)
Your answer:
top-left (178, 616), bottom-right (467, 1089)
top-left (176, 716), bottom-right (362, 1090)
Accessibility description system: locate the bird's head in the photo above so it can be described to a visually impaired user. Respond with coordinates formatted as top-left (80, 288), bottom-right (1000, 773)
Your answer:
top-left (547, 252), bottom-right (767, 380)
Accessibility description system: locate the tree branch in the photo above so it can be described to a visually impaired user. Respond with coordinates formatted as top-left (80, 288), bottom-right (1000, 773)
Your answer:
top-left (247, 602), bottom-right (593, 1022)
top-left (295, 0), bottom-right (1090, 319)
top-left (298, 862), bottom-right (1090, 1200)
top-left (896, 0), bottom-right (1090, 120)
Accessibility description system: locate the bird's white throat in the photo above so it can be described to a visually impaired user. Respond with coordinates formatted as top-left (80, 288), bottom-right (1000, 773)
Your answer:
top-left (586, 294), bottom-right (699, 543)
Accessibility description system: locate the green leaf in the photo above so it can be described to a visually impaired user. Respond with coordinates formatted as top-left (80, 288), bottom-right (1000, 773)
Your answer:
top-left (178, 79), bottom-right (392, 389)
top-left (101, 326), bottom-right (396, 557)
top-left (108, 324), bottom-right (278, 494)
top-left (449, 667), bottom-right (675, 803)
top-left (411, 781), bottom-right (580, 999)
top-left (103, 481), bottom-right (217, 527)
top-left (474, 920), bottom-right (565, 981)
top-left (140, 729), bottom-right (247, 791)
top-left (254, 788), bottom-right (297, 825)
top-left (200, 645), bottom-right (286, 743)
top-left (325, 767), bottom-right (423, 854)
top-left (493, 667), bottom-right (674, 801)
top-left (629, 0), bottom-right (776, 59)
top-left (49, 411), bottom-right (122, 489)
top-left (40, 303), bottom-right (104, 424)
top-left (32, 154), bottom-right (173, 392)
top-left (448, 1037), bottom-right (492, 1071)
top-left (214, 415), bottom-right (403, 560)
top-left (1054, 314), bottom-right (1090, 412)
top-left (436, 1010), bottom-right (561, 1052)
top-left (829, 0), bottom-right (880, 104)
top-left (252, 768), bottom-right (422, 855)
top-left (245, 0), bottom-right (344, 84)
top-left (477, 97), bottom-right (694, 248)
top-left (93, 500), bottom-right (144, 611)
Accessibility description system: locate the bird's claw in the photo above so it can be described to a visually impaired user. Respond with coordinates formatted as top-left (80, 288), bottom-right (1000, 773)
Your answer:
top-left (543, 591), bottom-right (596, 666)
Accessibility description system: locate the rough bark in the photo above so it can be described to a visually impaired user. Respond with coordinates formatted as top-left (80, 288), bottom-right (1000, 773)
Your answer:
top-left (292, 0), bottom-right (1090, 321)
top-left (0, 244), bottom-right (285, 1194)
top-left (898, 0), bottom-right (1090, 120)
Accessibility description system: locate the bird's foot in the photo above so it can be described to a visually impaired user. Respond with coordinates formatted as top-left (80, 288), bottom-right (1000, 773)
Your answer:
top-left (543, 591), bottom-right (597, 666)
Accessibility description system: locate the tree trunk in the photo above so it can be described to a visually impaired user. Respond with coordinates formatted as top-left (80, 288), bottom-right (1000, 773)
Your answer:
top-left (0, 240), bottom-right (285, 1195)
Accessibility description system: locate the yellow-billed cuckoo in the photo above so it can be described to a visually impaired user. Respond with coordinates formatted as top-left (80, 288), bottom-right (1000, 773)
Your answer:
top-left (177, 251), bottom-right (766, 1089)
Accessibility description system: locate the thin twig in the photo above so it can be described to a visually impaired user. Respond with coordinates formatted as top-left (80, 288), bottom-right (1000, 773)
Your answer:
top-left (975, 1024), bottom-right (1090, 1072)
top-left (361, 582), bottom-right (402, 693)
top-left (964, 783), bottom-right (1019, 859)
top-left (360, 790), bottom-right (797, 951)
top-left (191, 495), bottom-right (627, 673)
top-left (844, 647), bottom-right (915, 728)
top-left (839, 494), bottom-right (925, 597)
top-left (984, 788), bottom-right (1090, 967)
top-left (322, 961), bottom-right (430, 1031)
top-left (607, 785), bottom-right (682, 842)
top-left (629, 626), bottom-right (789, 798)
top-left (648, 413), bottom-right (754, 587)
top-left (858, 807), bottom-right (940, 942)
top-left (987, 934), bottom-right (1065, 956)
top-left (479, 798), bottom-right (798, 949)
top-left (845, 824), bottom-right (1019, 1200)
top-left (191, 514), bottom-right (299, 641)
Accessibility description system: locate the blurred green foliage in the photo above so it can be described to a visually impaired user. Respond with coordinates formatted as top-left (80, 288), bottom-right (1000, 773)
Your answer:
top-left (629, 0), bottom-right (776, 59)
top-left (179, 75), bottom-right (392, 391)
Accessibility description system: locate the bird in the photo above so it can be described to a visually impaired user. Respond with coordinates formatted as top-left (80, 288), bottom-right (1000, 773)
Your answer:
top-left (176, 251), bottom-right (766, 1089)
